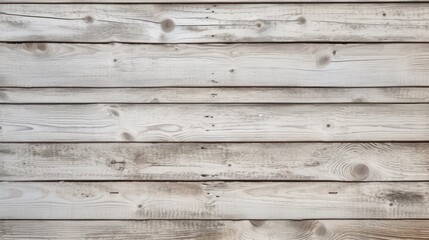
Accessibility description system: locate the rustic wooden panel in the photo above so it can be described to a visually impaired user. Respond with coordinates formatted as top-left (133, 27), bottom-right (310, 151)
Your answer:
top-left (1, 220), bottom-right (429, 240)
top-left (2, 88), bottom-right (429, 103)
top-left (2, 43), bottom-right (429, 87)
top-left (1, 143), bottom-right (428, 181)
top-left (1, 4), bottom-right (429, 43)
top-left (1, 104), bottom-right (428, 142)
top-left (1, 182), bottom-right (428, 219)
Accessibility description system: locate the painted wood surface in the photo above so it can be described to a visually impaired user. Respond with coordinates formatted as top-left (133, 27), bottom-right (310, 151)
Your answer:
top-left (1, 4), bottom-right (429, 43)
top-left (1, 220), bottom-right (429, 240)
top-left (2, 87), bottom-right (429, 103)
top-left (1, 143), bottom-right (428, 181)
top-left (1, 104), bottom-right (428, 142)
top-left (2, 43), bottom-right (429, 87)
top-left (0, 182), bottom-right (428, 219)
top-left (2, 0), bottom-right (429, 235)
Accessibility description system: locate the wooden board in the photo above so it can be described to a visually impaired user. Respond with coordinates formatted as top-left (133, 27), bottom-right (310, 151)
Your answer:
top-left (1, 220), bottom-right (429, 240)
top-left (1, 4), bottom-right (429, 43)
top-left (2, 143), bottom-right (428, 181)
top-left (2, 87), bottom-right (429, 103)
top-left (1, 104), bottom-right (428, 142)
top-left (0, 182), bottom-right (428, 219)
top-left (2, 43), bottom-right (429, 87)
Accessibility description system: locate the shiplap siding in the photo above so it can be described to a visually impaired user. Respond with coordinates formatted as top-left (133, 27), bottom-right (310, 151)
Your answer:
top-left (0, 0), bottom-right (428, 239)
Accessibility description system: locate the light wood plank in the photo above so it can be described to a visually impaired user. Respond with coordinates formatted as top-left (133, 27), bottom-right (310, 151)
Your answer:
top-left (2, 88), bottom-right (429, 103)
top-left (1, 4), bottom-right (429, 43)
top-left (2, 43), bottom-right (429, 87)
top-left (1, 220), bottom-right (429, 240)
top-left (1, 143), bottom-right (428, 181)
top-left (1, 104), bottom-right (428, 142)
top-left (0, 182), bottom-right (428, 219)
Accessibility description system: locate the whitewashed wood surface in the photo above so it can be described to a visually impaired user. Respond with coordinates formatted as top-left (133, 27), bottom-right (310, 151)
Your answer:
top-left (1, 4), bottom-right (429, 43)
top-left (1, 43), bottom-right (429, 87)
top-left (1, 104), bottom-right (428, 142)
top-left (1, 0), bottom-right (429, 237)
top-left (1, 87), bottom-right (428, 103)
top-left (1, 142), bottom-right (428, 181)
top-left (1, 220), bottom-right (429, 240)
top-left (0, 182), bottom-right (428, 219)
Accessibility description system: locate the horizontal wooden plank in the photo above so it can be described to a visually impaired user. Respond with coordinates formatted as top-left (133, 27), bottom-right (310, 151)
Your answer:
top-left (2, 88), bottom-right (429, 103)
top-left (1, 104), bottom-right (428, 142)
top-left (2, 143), bottom-right (428, 181)
top-left (1, 4), bottom-right (429, 43)
top-left (2, 43), bottom-right (429, 87)
top-left (2, 220), bottom-right (429, 240)
top-left (1, 182), bottom-right (428, 219)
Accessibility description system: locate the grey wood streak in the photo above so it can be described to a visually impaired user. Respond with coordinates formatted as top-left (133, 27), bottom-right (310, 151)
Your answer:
top-left (1, 4), bottom-right (429, 43)
top-left (1, 220), bottom-right (429, 240)
top-left (0, 182), bottom-right (428, 219)
top-left (2, 43), bottom-right (429, 87)
top-left (1, 143), bottom-right (428, 181)
top-left (1, 104), bottom-right (428, 142)
top-left (2, 88), bottom-right (429, 103)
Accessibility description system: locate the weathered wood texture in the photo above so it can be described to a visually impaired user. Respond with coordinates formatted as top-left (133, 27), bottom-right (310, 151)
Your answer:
top-left (1, 143), bottom-right (428, 181)
top-left (0, 182), bottom-right (428, 219)
top-left (2, 87), bottom-right (429, 103)
top-left (2, 43), bottom-right (429, 87)
top-left (1, 220), bottom-right (429, 240)
top-left (1, 104), bottom-right (428, 142)
top-left (1, 4), bottom-right (429, 43)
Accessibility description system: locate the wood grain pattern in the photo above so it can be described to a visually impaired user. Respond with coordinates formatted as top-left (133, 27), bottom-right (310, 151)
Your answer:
top-left (3, 43), bottom-right (429, 87)
top-left (2, 88), bottom-right (429, 103)
top-left (1, 104), bottom-right (428, 142)
top-left (1, 220), bottom-right (429, 240)
top-left (1, 4), bottom-right (429, 43)
top-left (0, 182), bottom-right (428, 219)
top-left (1, 143), bottom-right (428, 181)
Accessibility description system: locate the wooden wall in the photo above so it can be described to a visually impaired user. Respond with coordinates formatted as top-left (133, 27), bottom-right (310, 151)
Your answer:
top-left (0, 0), bottom-right (429, 239)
